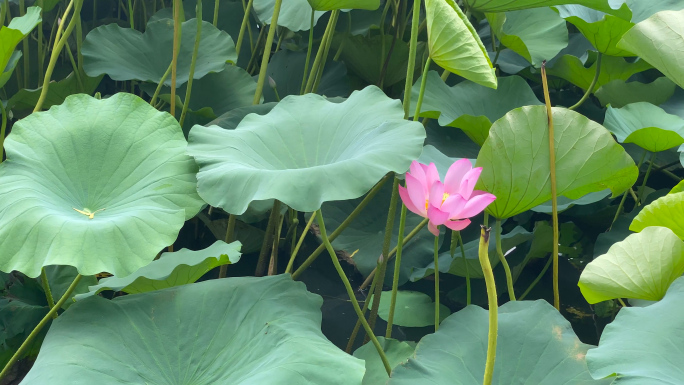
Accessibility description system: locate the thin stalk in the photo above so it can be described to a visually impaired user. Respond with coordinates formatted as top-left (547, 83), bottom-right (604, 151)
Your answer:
top-left (169, 0), bottom-right (182, 117)
top-left (300, 7), bottom-right (315, 94)
top-left (235, 0), bottom-right (254, 62)
top-left (617, 298), bottom-right (627, 307)
top-left (150, 62), bottom-right (173, 106)
top-left (0, 275), bottom-right (83, 381)
top-left (541, 61), bottom-right (560, 310)
top-left (304, 10), bottom-right (339, 94)
top-left (268, 214), bottom-right (285, 275)
top-left (75, 4), bottom-right (83, 73)
top-left (386, 204), bottom-right (407, 338)
top-left (212, 0), bottom-right (219, 26)
top-left (519, 254), bottom-right (553, 301)
top-left (457, 231), bottom-right (471, 305)
top-left (19, 0), bottom-right (29, 88)
top-left (255, 200), bottom-right (282, 276)
top-left (39, 268), bottom-right (56, 317)
top-left (412, 56), bottom-right (431, 121)
top-left (37, 0), bottom-right (44, 84)
top-left (291, 175), bottom-right (389, 280)
top-left (332, 13), bottom-right (351, 61)
top-left (569, 53), bottom-right (602, 111)
top-left (0, 100), bottom-right (6, 161)
top-left (127, 0), bottom-right (134, 27)
top-left (252, 0), bottom-right (283, 104)
top-left (378, 0), bottom-right (391, 71)
top-left (610, 151), bottom-right (647, 228)
top-left (345, 277), bottom-right (377, 353)
top-left (433, 234), bottom-right (440, 331)
top-left (64, 42), bottom-right (85, 92)
top-left (402, 0), bottom-right (422, 118)
top-left (316, 210), bottom-right (392, 375)
top-left (285, 213), bottom-right (315, 274)
top-left (179, 0), bottom-right (202, 127)
top-left (246, 26), bottom-right (266, 74)
top-left (495, 219), bottom-right (515, 301)
top-left (218, 214), bottom-right (237, 278)
top-left (478, 226), bottom-right (496, 385)
top-left (638, 152), bottom-right (657, 204)
top-left (311, 11), bottom-right (340, 93)
top-left (0, 0), bottom-right (7, 26)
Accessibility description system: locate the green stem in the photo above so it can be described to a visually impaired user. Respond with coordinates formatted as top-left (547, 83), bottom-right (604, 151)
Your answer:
top-left (212, 0), bottom-right (219, 26)
top-left (345, 277), bottom-right (376, 353)
top-left (286, 213), bottom-right (315, 274)
top-left (150, 62), bottom-right (173, 106)
top-left (291, 175), bottom-right (389, 280)
top-left (0, 275), bottom-right (83, 382)
top-left (0, 0), bottom-right (7, 27)
top-left (19, 0), bottom-right (29, 88)
top-left (638, 152), bottom-right (657, 204)
top-left (64, 41), bottom-right (84, 92)
top-left (37, 1), bottom-right (44, 84)
top-left (386, 204), bottom-right (407, 338)
top-left (610, 151), bottom-right (647, 228)
top-left (412, 56), bottom-right (431, 122)
top-left (252, 0), bottom-right (283, 104)
top-left (312, 12), bottom-right (339, 93)
top-left (39, 268), bottom-right (56, 318)
top-left (218, 214), bottom-right (237, 278)
top-left (235, 0), bottom-right (254, 63)
top-left (127, 0), bottom-right (134, 28)
top-left (519, 253), bottom-right (553, 301)
top-left (455, 231), bottom-right (471, 305)
top-left (433, 234), bottom-right (440, 332)
top-left (300, 7), bottom-right (315, 94)
top-left (495, 219), bottom-right (515, 301)
top-left (569, 53), bottom-right (602, 111)
top-left (179, 0), bottom-right (202, 127)
top-left (269, 213), bottom-right (285, 275)
top-left (316, 210), bottom-right (392, 375)
top-left (304, 10), bottom-right (339, 94)
top-left (0, 100), bottom-right (6, 162)
top-left (478, 226), bottom-right (497, 385)
top-left (402, 0), bottom-right (421, 118)
top-left (169, 0), bottom-right (182, 117)
top-left (246, 26), bottom-right (266, 74)
top-left (255, 200), bottom-right (282, 276)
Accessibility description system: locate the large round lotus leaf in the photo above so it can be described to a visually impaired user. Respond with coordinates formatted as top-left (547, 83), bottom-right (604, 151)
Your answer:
top-left (618, 9), bottom-right (684, 88)
top-left (369, 291), bottom-right (451, 327)
top-left (410, 72), bottom-right (541, 145)
top-left (0, 6), bottom-right (40, 76)
top-left (187, 86), bottom-right (425, 214)
top-left (76, 241), bottom-right (242, 299)
top-left (425, 0), bottom-right (496, 89)
top-left (586, 276), bottom-right (684, 384)
top-left (475, 106), bottom-right (638, 219)
top-left (353, 337), bottom-right (415, 385)
top-left (603, 102), bottom-right (684, 152)
top-left (308, 0), bottom-right (378, 11)
top-left (487, 7), bottom-right (568, 67)
top-left (555, 5), bottom-right (634, 56)
top-left (595, 77), bottom-right (676, 108)
top-left (388, 300), bottom-right (609, 384)
top-left (579, 226), bottom-right (684, 304)
top-left (0, 93), bottom-right (204, 278)
top-left (254, 0), bottom-right (325, 31)
top-left (20, 275), bottom-right (366, 384)
top-left (630, 192), bottom-right (684, 239)
top-left (82, 19), bottom-right (236, 87)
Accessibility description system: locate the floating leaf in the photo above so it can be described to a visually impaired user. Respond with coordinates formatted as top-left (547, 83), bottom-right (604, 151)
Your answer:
top-left (546, 51), bottom-right (651, 92)
top-left (254, 0), bottom-right (325, 31)
top-left (388, 300), bottom-right (608, 384)
top-left (0, 93), bottom-right (204, 278)
top-left (410, 72), bottom-right (541, 145)
top-left (6, 72), bottom-right (103, 112)
top-left (370, 291), bottom-right (451, 328)
top-left (353, 338), bottom-right (415, 385)
top-left (586, 276), bottom-right (684, 384)
top-left (0, 6), bottom-right (40, 74)
top-left (425, 0), bottom-right (496, 88)
top-left (188, 86), bottom-right (425, 214)
top-left (579, 227), bottom-right (684, 304)
top-left (630, 192), bottom-right (684, 239)
top-left (595, 77), bottom-right (676, 108)
top-left (603, 102), bottom-right (684, 152)
top-left (308, 0), bottom-right (379, 11)
top-left (476, 106), bottom-right (638, 219)
top-left (21, 275), bottom-right (366, 384)
top-left (555, 5), bottom-right (634, 56)
top-left (76, 241), bottom-right (242, 299)
top-left (83, 19), bottom-right (236, 86)
top-left (487, 7), bottom-right (568, 66)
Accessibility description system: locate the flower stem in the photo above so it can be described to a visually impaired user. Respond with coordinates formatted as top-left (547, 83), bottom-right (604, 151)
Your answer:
top-left (169, 0), bottom-right (182, 117)
top-left (218, 214), bottom-right (237, 278)
top-left (179, 0), bottom-right (202, 127)
top-left (413, 56), bottom-right (431, 122)
top-left (150, 62), bottom-right (173, 106)
top-left (402, 0), bottom-right (422, 118)
top-left (300, 7), bottom-right (315, 94)
top-left (478, 226), bottom-right (497, 385)
top-left (285, 213), bottom-right (315, 274)
top-left (495, 219), bottom-right (515, 301)
top-left (638, 152), bottom-right (657, 205)
top-left (455, 231), bottom-right (471, 305)
top-left (569, 52), bottom-right (602, 111)
top-left (316, 210), bottom-right (392, 375)
top-left (255, 200), bottom-right (282, 277)
top-left (39, 268), bottom-right (57, 318)
top-left (386, 204), bottom-right (407, 338)
top-left (433, 234), bottom-right (440, 332)
top-left (0, 274), bottom-right (83, 381)
top-left (252, 0), bottom-right (283, 104)
top-left (345, 276), bottom-right (376, 353)
top-left (304, 10), bottom-right (339, 94)
top-left (212, 0), bottom-right (219, 26)
top-left (235, 0), bottom-right (254, 63)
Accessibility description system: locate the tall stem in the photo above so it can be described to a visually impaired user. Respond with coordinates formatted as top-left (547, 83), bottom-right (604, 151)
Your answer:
top-left (402, 0), bottom-right (421, 118)
top-left (386, 204), bottom-right (407, 338)
top-left (311, 12), bottom-right (340, 93)
top-left (346, 277), bottom-right (376, 353)
top-left (285, 213), bottom-right (315, 274)
top-left (304, 10), bottom-right (339, 94)
top-left (150, 62), bottom-right (173, 106)
top-left (519, 253), bottom-right (553, 301)
top-left (413, 56), bottom-right (431, 121)
top-left (170, 0), bottom-right (182, 117)
top-left (19, 0), bottom-right (29, 88)
top-left (569, 53), bottom-right (602, 111)
top-left (235, 0), bottom-right (254, 63)
top-left (252, 0), bottom-right (283, 104)
top-left (218, 214), bottom-right (236, 278)
top-left (255, 200), bottom-right (282, 276)
top-left (179, 0), bottom-right (202, 127)
top-left (495, 219), bottom-right (515, 301)
top-left (610, 151), bottom-right (647, 228)
top-left (316, 210), bottom-right (392, 375)
top-left (0, 275), bottom-right (83, 381)
top-left (541, 61), bottom-right (560, 310)
top-left (39, 268), bottom-right (56, 318)
top-left (433, 234), bottom-right (440, 332)
top-left (300, 7), bottom-right (315, 94)
top-left (638, 152), bottom-right (657, 204)
top-left (212, 0), bottom-right (219, 26)
top-left (479, 226), bottom-right (497, 385)
top-left (454, 231), bottom-right (471, 305)
top-left (0, 100), bottom-right (6, 161)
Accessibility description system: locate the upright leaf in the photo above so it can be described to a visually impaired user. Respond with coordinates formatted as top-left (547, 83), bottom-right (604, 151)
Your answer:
top-left (555, 5), bottom-right (634, 56)
top-left (0, 6), bottom-right (41, 73)
top-left (595, 78), bottom-right (676, 108)
top-left (603, 102), bottom-right (684, 152)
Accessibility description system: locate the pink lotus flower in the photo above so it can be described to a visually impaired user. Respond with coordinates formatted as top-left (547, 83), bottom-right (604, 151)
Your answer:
top-left (398, 160), bottom-right (496, 236)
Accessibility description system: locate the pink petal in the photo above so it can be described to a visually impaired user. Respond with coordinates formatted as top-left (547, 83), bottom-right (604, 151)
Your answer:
top-left (458, 167), bottom-right (483, 199)
top-left (424, 162), bottom-right (441, 188)
top-left (428, 205), bottom-right (450, 225)
top-left (457, 193), bottom-right (497, 219)
top-left (428, 222), bottom-right (441, 236)
top-left (441, 194), bottom-right (467, 217)
top-left (445, 219), bottom-right (471, 231)
top-left (429, 181), bottom-right (445, 208)
top-left (409, 161), bottom-right (428, 192)
top-left (406, 173), bottom-right (428, 216)
top-left (398, 185), bottom-right (423, 217)
top-left (443, 159), bottom-right (472, 195)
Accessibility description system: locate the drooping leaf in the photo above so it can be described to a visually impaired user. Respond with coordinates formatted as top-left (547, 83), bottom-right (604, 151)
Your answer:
top-left (369, 291), bottom-right (451, 328)
top-left (464, 0), bottom-right (630, 14)
top-left (254, 0), bottom-right (325, 31)
top-left (603, 102), bottom-right (684, 152)
top-left (0, 6), bottom-right (40, 74)
top-left (586, 276), bottom-right (684, 384)
top-left (76, 241), bottom-right (242, 299)
top-left (555, 5), bottom-right (634, 56)
top-left (410, 72), bottom-right (541, 145)
top-left (6, 73), bottom-right (103, 112)
top-left (487, 7), bottom-right (568, 66)
top-left (425, 0), bottom-right (496, 88)
top-left (476, 106), bottom-right (638, 219)
top-left (388, 300), bottom-right (609, 384)
top-left (546, 51), bottom-right (651, 92)
top-left (630, 192), bottom-right (684, 239)
top-left (187, 86), bottom-right (425, 214)
top-left (21, 275), bottom-right (366, 384)
top-left (83, 19), bottom-right (236, 86)
top-left (353, 338), bottom-right (415, 385)
top-left (579, 226), bottom-right (684, 304)
top-left (595, 77), bottom-right (676, 108)
top-left (308, 0), bottom-right (379, 11)
top-left (0, 93), bottom-right (204, 278)
top-left (0, 51), bottom-right (20, 89)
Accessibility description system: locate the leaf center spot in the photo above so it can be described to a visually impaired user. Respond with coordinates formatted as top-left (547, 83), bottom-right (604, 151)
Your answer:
top-left (73, 207), bottom-right (106, 219)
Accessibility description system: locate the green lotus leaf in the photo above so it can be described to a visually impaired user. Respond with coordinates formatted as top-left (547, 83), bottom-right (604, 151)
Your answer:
top-left (579, 226), bottom-right (684, 304)
top-left (487, 7), bottom-right (568, 66)
top-left (83, 19), bottom-right (236, 87)
top-left (21, 275), bottom-right (366, 384)
top-left (188, 86), bottom-right (425, 214)
top-left (44, 266), bottom-right (97, 309)
top-left (0, 50), bottom-right (20, 89)
top-left (630, 192), bottom-right (684, 239)
top-left (555, 5), bottom-right (634, 56)
top-left (426, 0), bottom-right (496, 88)
top-left (410, 72), bottom-right (541, 145)
top-left (209, 103), bottom-right (277, 130)
top-left (464, 0), bottom-right (631, 15)
top-left (670, 180), bottom-right (684, 194)
top-left (595, 77), bottom-right (676, 108)
top-left (369, 291), bottom-right (451, 327)
top-left (353, 337), bottom-right (415, 385)
top-left (0, 6), bottom-right (40, 75)
top-left (388, 300), bottom-right (608, 384)
top-left (531, 190), bottom-right (611, 213)
top-left (586, 276), bottom-right (684, 384)
top-left (476, 106), bottom-right (638, 219)
top-left (6, 72), bottom-right (103, 112)
top-left (415, 145), bottom-right (474, 178)
top-left (76, 241), bottom-right (242, 299)
top-left (627, 0), bottom-right (684, 23)
top-left (603, 102), bottom-right (684, 152)
top-left (424, 121), bottom-right (481, 159)
top-left (0, 93), bottom-right (204, 278)
top-left (254, 0), bottom-right (325, 31)
top-left (618, 9), bottom-right (684, 89)
top-left (308, 0), bottom-right (379, 11)
top-left (546, 51), bottom-right (651, 92)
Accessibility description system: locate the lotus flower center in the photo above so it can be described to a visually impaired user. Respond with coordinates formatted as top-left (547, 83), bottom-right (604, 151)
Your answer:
top-left (442, 193), bottom-right (449, 204)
